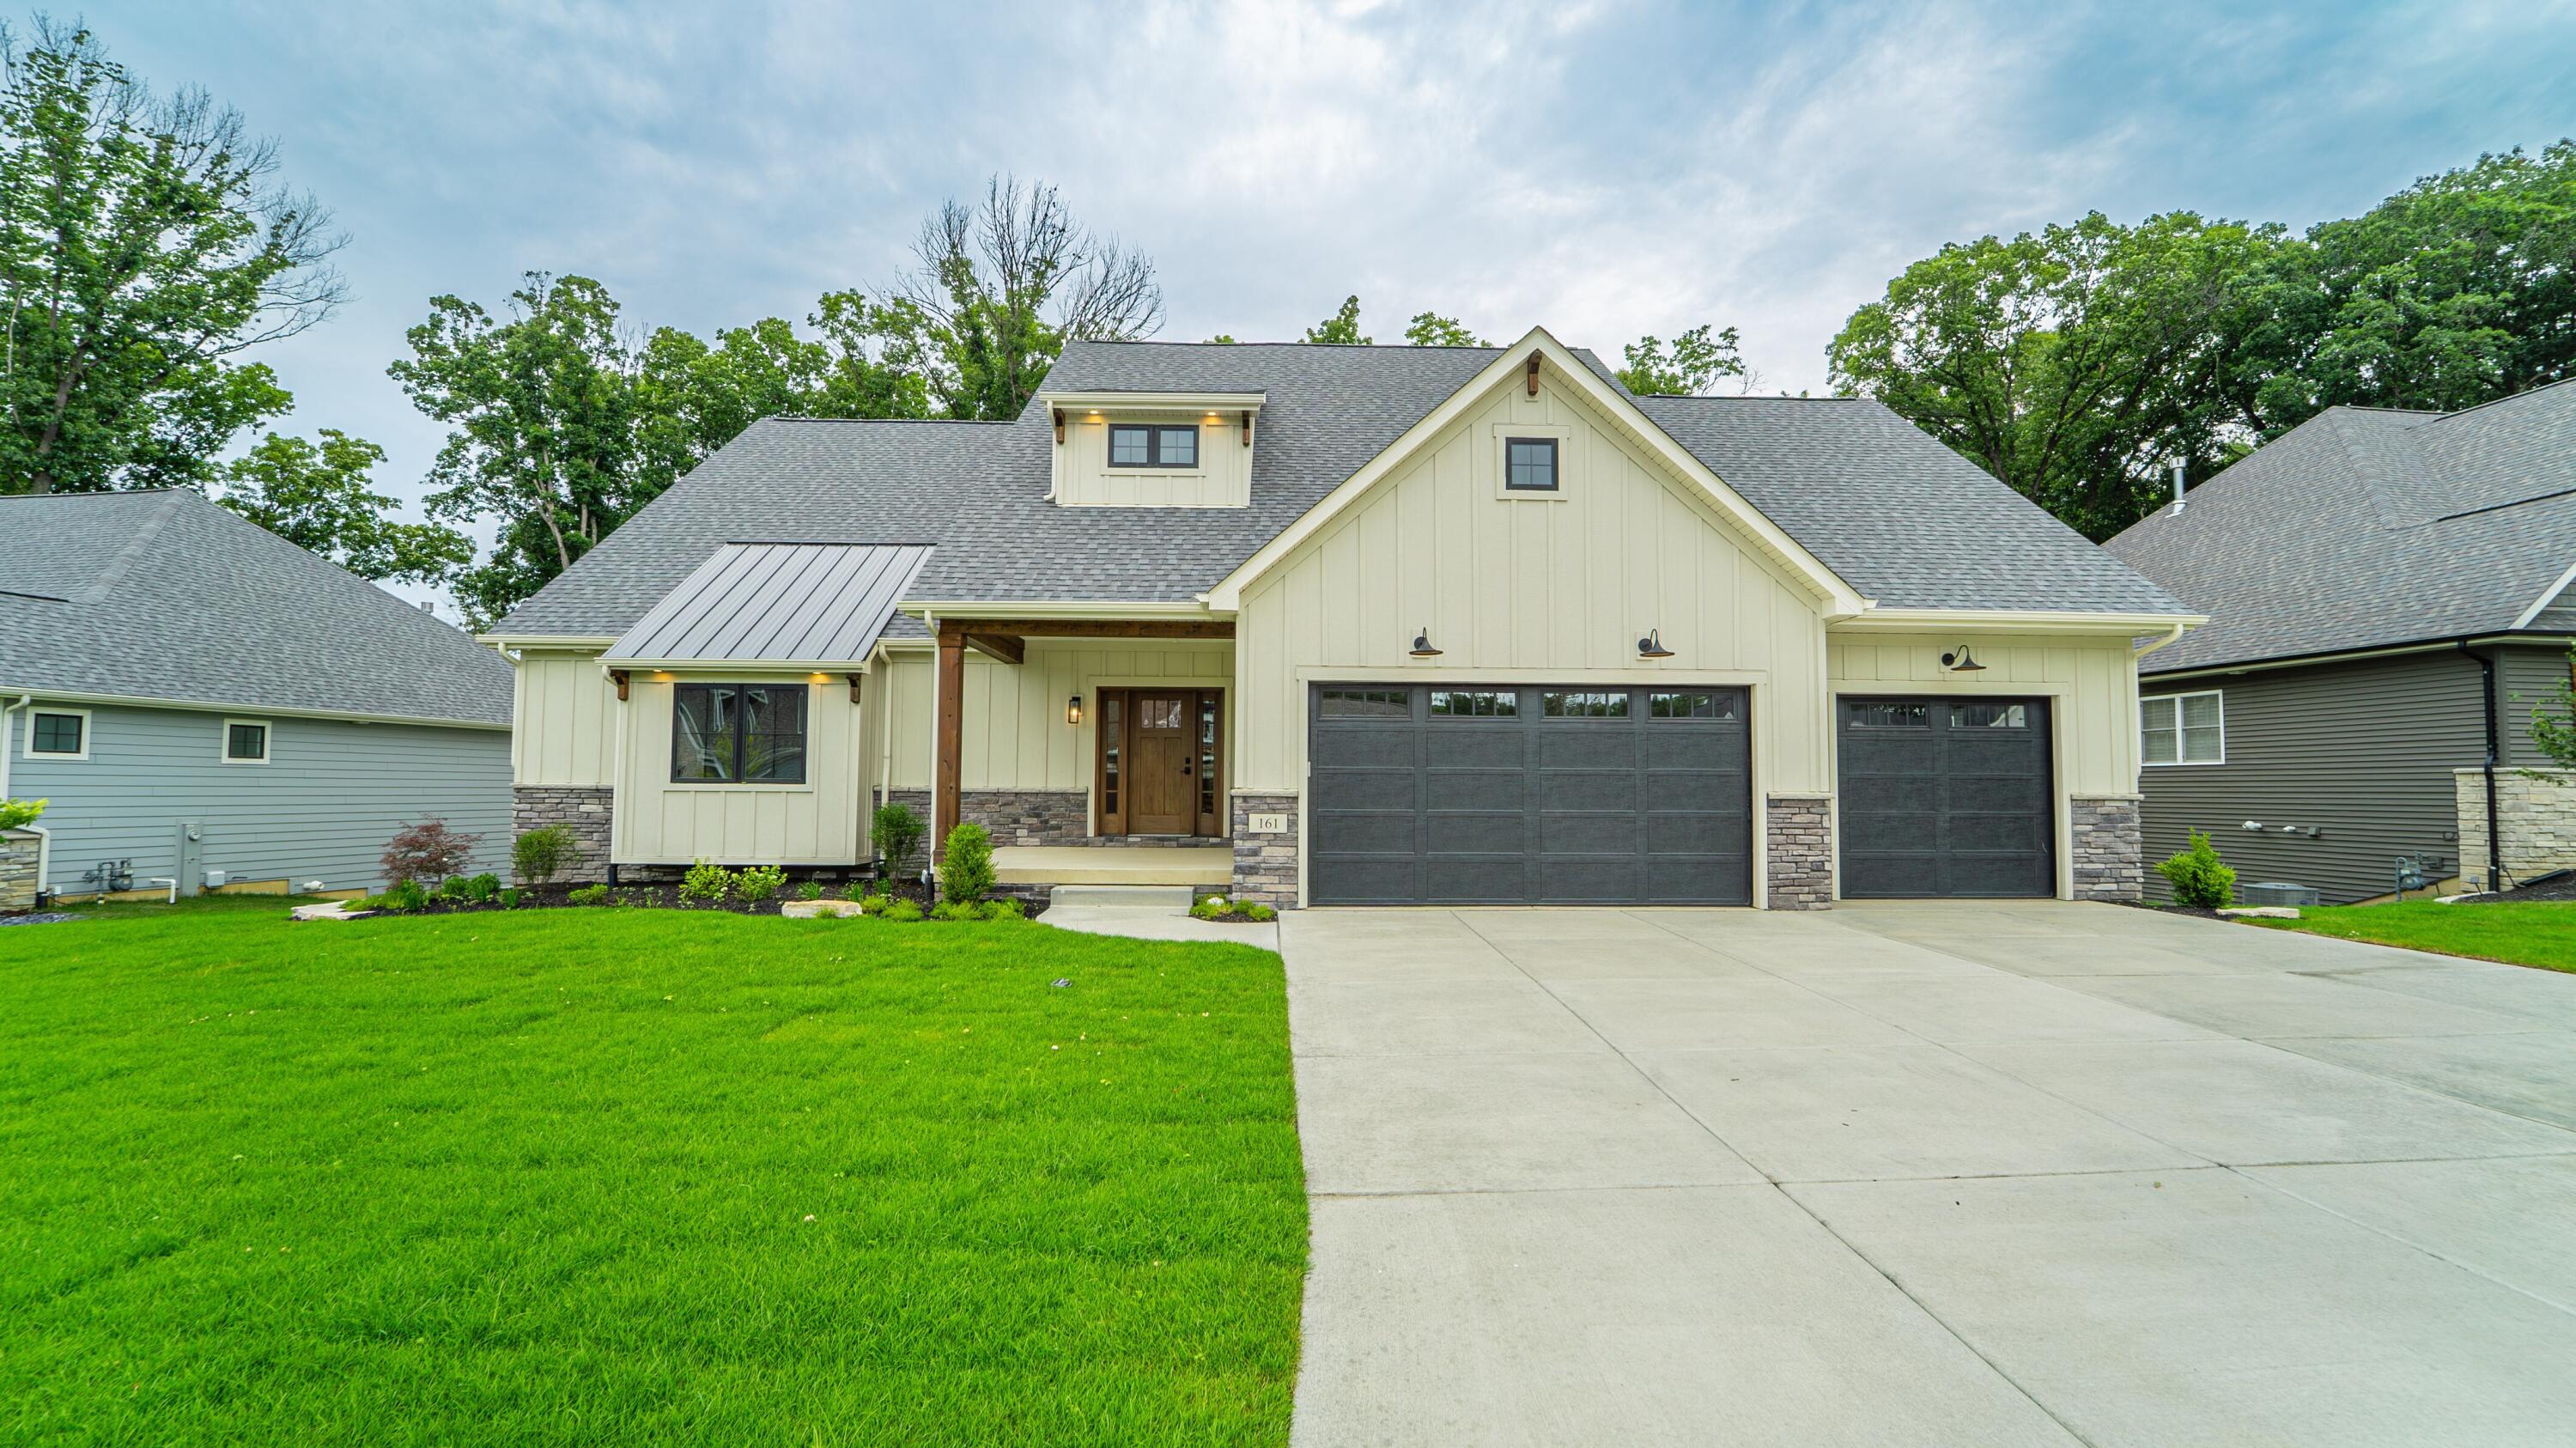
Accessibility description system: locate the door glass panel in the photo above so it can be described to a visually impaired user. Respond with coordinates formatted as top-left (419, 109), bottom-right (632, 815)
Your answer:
top-left (1140, 698), bottom-right (1185, 729)
top-left (1198, 695), bottom-right (1218, 819)
top-left (1102, 695), bottom-right (1123, 814)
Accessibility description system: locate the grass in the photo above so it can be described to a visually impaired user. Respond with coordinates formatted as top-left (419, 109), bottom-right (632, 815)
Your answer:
top-left (0, 897), bottom-right (1306, 1445)
top-left (2248, 898), bottom-right (2576, 972)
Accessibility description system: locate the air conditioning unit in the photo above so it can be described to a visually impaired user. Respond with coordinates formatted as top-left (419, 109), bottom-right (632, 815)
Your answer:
top-left (2239, 881), bottom-right (2320, 907)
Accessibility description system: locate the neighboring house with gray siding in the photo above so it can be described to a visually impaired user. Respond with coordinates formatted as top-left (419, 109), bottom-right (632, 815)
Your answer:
top-left (0, 490), bottom-right (513, 904)
top-left (2105, 380), bottom-right (2576, 902)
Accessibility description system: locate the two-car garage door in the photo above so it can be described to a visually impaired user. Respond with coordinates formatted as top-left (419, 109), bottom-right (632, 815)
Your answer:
top-left (1309, 684), bottom-right (1753, 905)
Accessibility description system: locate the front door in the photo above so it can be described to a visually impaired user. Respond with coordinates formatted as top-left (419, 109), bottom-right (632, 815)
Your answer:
top-left (1129, 692), bottom-right (1197, 834)
top-left (1098, 688), bottom-right (1223, 837)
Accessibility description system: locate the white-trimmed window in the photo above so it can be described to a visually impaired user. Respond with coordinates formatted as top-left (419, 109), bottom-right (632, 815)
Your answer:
top-left (25, 708), bottom-right (89, 760)
top-left (222, 719), bottom-right (271, 764)
top-left (2142, 691), bottom-right (2222, 765)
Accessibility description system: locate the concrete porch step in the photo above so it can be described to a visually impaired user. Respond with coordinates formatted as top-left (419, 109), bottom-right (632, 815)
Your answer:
top-left (994, 845), bottom-right (1230, 889)
top-left (1048, 884), bottom-right (1195, 912)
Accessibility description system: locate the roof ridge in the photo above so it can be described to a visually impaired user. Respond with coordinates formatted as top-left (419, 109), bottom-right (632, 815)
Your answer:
top-left (2405, 373), bottom-right (2576, 428)
top-left (77, 490), bottom-right (185, 604)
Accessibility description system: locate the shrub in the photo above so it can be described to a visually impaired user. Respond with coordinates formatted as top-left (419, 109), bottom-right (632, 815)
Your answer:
top-left (567, 883), bottom-right (610, 906)
top-left (981, 897), bottom-right (1025, 921)
top-left (859, 892), bottom-right (892, 916)
top-left (382, 818), bottom-right (480, 886)
top-left (511, 825), bottom-right (576, 885)
top-left (462, 873), bottom-right (501, 903)
top-left (0, 797), bottom-right (46, 830)
top-left (939, 823), bottom-right (995, 904)
top-left (1190, 894), bottom-right (1230, 921)
top-left (2156, 830), bottom-right (2238, 910)
top-left (872, 802), bottom-right (926, 874)
top-left (1242, 903), bottom-right (1276, 922)
top-left (930, 900), bottom-right (978, 922)
top-left (498, 887), bottom-right (520, 909)
top-left (796, 880), bottom-right (825, 901)
top-left (883, 897), bottom-right (923, 922)
top-left (737, 864), bottom-right (788, 903)
top-left (680, 859), bottom-right (735, 903)
top-left (381, 879), bottom-right (428, 911)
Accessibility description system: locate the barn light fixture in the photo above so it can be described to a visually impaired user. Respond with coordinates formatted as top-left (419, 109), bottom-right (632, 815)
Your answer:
top-left (1066, 693), bottom-right (1084, 727)
top-left (1409, 627), bottom-right (1443, 658)
top-left (1637, 629), bottom-right (1674, 659)
top-left (1940, 645), bottom-right (1986, 672)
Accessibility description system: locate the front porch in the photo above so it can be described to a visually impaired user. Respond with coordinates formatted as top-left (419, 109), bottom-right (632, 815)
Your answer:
top-left (993, 844), bottom-right (1232, 889)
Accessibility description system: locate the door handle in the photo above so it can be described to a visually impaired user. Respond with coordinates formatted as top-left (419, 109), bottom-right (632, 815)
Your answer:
top-left (1182, 762), bottom-right (1194, 776)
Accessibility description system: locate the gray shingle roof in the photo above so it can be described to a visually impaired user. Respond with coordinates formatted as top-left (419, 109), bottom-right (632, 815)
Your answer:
top-left (0, 490), bottom-right (513, 726)
top-left (496, 338), bottom-right (2187, 642)
top-left (604, 542), bottom-right (929, 666)
top-left (2103, 379), bottom-right (2576, 674)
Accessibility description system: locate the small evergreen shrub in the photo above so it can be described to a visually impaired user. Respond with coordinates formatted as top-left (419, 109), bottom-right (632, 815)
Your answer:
top-left (884, 897), bottom-right (923, 922)
top-left (498, 887), bottom-right (520, 909)
top-left (2156, 830), bottom-right (2238, 910)
top-left (1242, 903), bottom-right (1276, 922)
top-left (736, 864), bottom-right (788, 903)
top-left (381, 818), bottom-right (480, 886)
top-left (436, 876), bottom-right (471, 902)
top-left (930, 900), bottom-right (978, 922)
top-left (872, 803), bottom-right (926, 874)
top-left (511, 825), bottom-right (575, 885)
top-left (680, 859), bottom-right (735, 903)
top-left (382, 879), bottom-right (428, 911)
top-left (939, 823), bottom-right (995, 904)
top-left (461, 873), bottom-right (501, 903)
top-left (568, 883), bottom-right (610, 906)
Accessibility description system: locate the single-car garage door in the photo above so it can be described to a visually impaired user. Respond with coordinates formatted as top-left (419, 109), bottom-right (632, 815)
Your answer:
top-left (1838, 696), bottom-right (2054, 897)
top-left (1309, 684), bottom-right (1751, 905)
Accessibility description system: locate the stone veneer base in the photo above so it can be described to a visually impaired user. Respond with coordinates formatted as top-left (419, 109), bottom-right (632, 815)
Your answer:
top-left (1230, 793), bottom-right (1299, 908)
top-left (513, 786), bottom-right (612, 885)
top-left (2069, 795), bottom-right (2144, 903)
top-left (1765, 795), bottom-right (1833, 910)
top-left (1, 827), bottom-right (39, 914)
top-left (2456, 767), bottom-right (2576, 890)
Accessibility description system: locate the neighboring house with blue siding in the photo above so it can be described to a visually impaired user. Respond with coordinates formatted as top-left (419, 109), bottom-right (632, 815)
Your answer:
top-left (0, 490), bottom-right (513, 903)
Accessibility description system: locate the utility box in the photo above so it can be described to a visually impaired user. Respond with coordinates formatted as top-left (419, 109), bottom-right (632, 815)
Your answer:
top-left (2239, 881), bottom-right (2321, 907)
top-left (174, 822), bottom-right (203, 898)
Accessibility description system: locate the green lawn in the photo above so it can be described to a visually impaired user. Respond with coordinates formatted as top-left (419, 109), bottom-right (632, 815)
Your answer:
top-left (2250, 899), bottom-right (2576, 972)
top-left (0, 898), bottom-right (1306, 1445)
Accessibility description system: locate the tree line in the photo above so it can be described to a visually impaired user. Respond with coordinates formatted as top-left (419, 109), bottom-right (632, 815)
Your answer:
top-left (6, 19), bottom-right (2572, 630)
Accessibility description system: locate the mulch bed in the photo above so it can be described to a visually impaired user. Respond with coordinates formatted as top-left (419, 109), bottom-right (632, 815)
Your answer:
top-left (2120, 901), bottom-right (2227, 920)
top-left (0, 911), bottom-right (83, 927)
top-left (355, 875), bottom-right (1052, 921)
top-left (2452, 869), bottom-right (2576, 904)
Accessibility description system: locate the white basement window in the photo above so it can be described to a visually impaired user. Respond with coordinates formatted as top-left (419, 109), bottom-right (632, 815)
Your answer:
top-left (2142, 691), bottom-right (2222, 765)
top-left (222, 719), bottom-right (271, 764)
top-left (27, 708), bottom-right (88, 759)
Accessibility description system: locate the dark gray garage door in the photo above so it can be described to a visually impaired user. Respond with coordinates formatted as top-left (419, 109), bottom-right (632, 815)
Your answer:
top-left (1838, 696), bottom-right (2054, 897)
top-left (1309, 684), bottom-right (1752, 905)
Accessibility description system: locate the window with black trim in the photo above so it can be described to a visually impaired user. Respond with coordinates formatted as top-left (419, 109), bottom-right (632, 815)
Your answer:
top-left (223, 721), bottom-right (270, 763)
top-left (1504, 436), bottom-right (1558, 490)
top-left (1649, 691), bottom-right (1735, 720)
top-left (28, 710), bottom-right (84, 756)
top-left (1431, 690), bottom-right (1517, 717)
top-left (1320, 689), bottom-right (1408, 718)
top-left (1108, 423), bottom-right (1199, 469)
top-left (1541, 691), bottom-right (1627, 718)
top-left (671, 684), bottom-right (807, 782)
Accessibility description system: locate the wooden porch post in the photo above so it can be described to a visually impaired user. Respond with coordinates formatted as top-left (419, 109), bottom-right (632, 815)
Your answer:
top-left (934, 626), bottom-right (964, 851)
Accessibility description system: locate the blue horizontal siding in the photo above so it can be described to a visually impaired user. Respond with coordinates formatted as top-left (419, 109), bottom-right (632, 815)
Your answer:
top-left (11, 703), bottom-right (510, 894)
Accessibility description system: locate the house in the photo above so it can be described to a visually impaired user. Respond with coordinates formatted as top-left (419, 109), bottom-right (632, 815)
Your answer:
top-left (487, 328), bottom-right (2193, 909)
top-left (0, 490), bottom-right (514, 905)
top-left (2103, 380), bottom-right (2576, 903)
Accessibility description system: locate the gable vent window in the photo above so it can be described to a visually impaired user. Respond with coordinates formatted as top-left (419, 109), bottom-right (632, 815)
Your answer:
top-left (1109, 423), bottom-right (1199, 469)
top-left (1504, 436), bottom-right (1559, 491)
top-left (2142, 691), bottom-right (2222, 765)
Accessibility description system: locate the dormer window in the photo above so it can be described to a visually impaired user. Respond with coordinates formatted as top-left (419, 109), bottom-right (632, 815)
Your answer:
top-left (1109, 423), bottom-right (1199, 470)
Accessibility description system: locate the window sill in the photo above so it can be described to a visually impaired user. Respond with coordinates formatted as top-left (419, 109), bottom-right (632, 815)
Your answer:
top-left (1102, 468), bottom-right (1207, 480)
top-left (2140, 760), bottom-right (2225, 769)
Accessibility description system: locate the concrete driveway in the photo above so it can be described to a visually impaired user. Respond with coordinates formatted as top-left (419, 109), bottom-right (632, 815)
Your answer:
top-left (1280, 902), bottom-right (2576, 1447)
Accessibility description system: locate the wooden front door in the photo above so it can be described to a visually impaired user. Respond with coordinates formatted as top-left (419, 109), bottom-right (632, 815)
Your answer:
top-left (1098, 688), bottom-right (1223, 837)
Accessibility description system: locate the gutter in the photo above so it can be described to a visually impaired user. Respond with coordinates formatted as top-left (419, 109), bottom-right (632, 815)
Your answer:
top-left (2133, 620), bottom-right (2190, 661)
top-left (2458, 639), bottom-right (2508, 891)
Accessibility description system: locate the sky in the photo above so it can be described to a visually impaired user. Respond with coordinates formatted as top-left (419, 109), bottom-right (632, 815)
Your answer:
top-left (73, 0), bottom-right (2576, 617)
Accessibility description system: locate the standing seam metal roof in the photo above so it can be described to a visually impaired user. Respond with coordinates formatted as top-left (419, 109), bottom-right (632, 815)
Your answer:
top-left (603, 543), bottom-right (931, 665)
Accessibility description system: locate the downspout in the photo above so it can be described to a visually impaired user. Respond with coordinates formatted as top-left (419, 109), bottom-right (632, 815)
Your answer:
top-left (2458, 640), bottom-right (2506, 891)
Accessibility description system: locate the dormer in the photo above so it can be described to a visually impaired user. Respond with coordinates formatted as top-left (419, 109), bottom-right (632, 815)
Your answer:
top-left (1042, 390), bottom-right (1265, 508)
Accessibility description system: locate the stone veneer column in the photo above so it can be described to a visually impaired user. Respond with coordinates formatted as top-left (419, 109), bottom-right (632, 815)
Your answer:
top-left (512, 786), bottom-right (612, 883)
top-left (1230, 793), bottom-right (1299, 908)
top-left (0, 827), bottom-right (38, 915)
top-left (2456, 766), bottom-right (2576, 887)
top-left (1764, 795), bottom-right (1833, 910)
top-left (2068, 795), bottom-right (2144, 902)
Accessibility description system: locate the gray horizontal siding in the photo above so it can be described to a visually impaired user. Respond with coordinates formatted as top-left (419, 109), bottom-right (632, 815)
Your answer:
top-left (2499, 642), bottom-right (2575, 769)
top-left (10, 703), bottom-right (509, 895)
top-left (2139, 652), bottom-right (2486, 903)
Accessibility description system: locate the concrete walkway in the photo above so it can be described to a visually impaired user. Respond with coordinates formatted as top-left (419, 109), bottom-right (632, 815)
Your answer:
top-left (1281, 901), bottom-right (2576, 1446)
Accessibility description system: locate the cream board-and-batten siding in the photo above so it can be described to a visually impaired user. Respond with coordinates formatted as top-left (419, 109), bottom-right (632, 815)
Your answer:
top-left (876, 640), bottom-right (1235, 792)
top-left (1229, 366), bottom-right (1834, 795)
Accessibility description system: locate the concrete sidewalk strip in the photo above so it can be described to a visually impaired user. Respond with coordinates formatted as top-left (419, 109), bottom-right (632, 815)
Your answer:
top-left (2245, 1154), bottom-right (2576, 1312)
top-left (1956, 1037), bottom-right (2576, 1165)
top-left (2069, 970), bottom-right (2544, 1040)
top-left (2258, 1029), bottom-right (2576, 1132)
top-left (1789, 1168), bottom-right (2576, 1447)
top-left (1294, 1185), bottom-right (2082, 1448)
top-left (1296, 1051), bottom-right (1763, 1194)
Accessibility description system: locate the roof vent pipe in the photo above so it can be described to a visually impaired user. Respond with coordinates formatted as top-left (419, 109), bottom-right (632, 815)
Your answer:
top-left (2169, 460), bottom-right (2186, 515)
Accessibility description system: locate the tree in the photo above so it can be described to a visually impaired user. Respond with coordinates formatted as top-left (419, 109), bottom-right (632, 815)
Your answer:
top-left (1303, 295), bottom-right (1369, 344)
top-left (1616, 325), bottom-right (1747, 395)
top-left (216, 429), bottom-right (469, 583)
top-left (1403, 311), bottom-right (1486, 347)
top-left (389, 272), bottom-right (643, 627)
top-left (880, 175), bottom-right (1160, 419)
top-left (1829, 211), bottom-right (2279, 539)
top-left (0, 21), bottom-right (345, 495)
top-left (2530, 644), bottom-right (2576, 770)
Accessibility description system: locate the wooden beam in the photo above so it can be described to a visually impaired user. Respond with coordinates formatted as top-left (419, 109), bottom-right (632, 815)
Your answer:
top-left (940, 618), bottom-right (1234, 641)
top-left (1526, 351), bottom-right (1541, 397)
top-left (933, 631), bottom-right (963, 855)
top-left (962, 631), bottom-right (1025, 666)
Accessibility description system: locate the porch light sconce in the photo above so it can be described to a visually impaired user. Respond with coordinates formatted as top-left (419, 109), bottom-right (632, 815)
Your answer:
top-left (1637, 629), bottom-right (1674, 659)
top-left (1940, 645), bottom-right (1986, 672)
top-left (1409, 627), bottom-right (1443, 658)
top-left (1066, 693), bottom-right (1084, 727)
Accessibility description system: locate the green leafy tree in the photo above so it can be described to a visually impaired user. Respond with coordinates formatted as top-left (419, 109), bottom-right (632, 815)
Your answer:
top-left (880, 175), bottom-right (1161, 420)
top-left (1616, 324), bottom-right (1747, 395)
top-left (0, 21), bottom-right (344, 495)
top-left (1829, 211), bottom-right (2280, 539)
top-left (2530, 643), bottom-right (2576, 770)
top-left (1303, 295), bottom-right (1369, 344)
top-left (1403, 311), bottom-right (1486, 347)
top-left (216, 429), bottom-right (470, 583)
